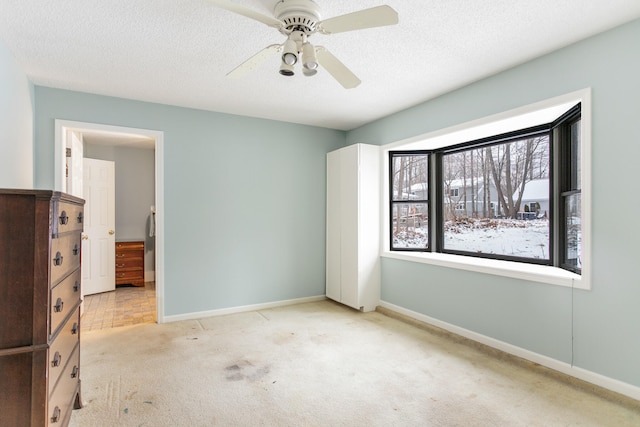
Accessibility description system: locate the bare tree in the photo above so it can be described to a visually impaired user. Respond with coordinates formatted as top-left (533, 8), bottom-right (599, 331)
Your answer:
top-left (392, 155), bottom-right (429, 234)
top-left (488, 136), bottom-right (549, 218)
top-left (392, 156), bottom-right (406, 235)
top-left (443, 152), bottom-right (464, 220)
top-left (483, 148), bottom-right (492, 218)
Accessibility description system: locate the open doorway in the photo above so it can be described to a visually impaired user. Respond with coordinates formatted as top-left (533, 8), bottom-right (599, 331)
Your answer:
top-left (54, 120), bottom-right (165, 324)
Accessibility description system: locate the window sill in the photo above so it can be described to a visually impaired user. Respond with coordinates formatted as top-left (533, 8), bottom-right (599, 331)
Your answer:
top-left (381, 251), bottom-right (587, 290)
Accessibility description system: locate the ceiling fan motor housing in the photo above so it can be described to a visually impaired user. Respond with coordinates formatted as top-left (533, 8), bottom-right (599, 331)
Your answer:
top-left (274, 0), bottom-right (322, 35)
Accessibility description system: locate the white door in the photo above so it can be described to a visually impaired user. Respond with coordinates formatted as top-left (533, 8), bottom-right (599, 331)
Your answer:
top-left (339, 145), bottom-right (360, 309)
top-left (82, 158), bottom-right (116, 296)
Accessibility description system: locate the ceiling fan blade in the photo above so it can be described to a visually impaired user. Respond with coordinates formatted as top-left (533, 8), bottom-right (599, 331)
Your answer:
top-left (227, 44), bottom-right (281, 79)
top-left (317, 5), bottom-right (398, 35)
top-left (206, 0), bottom-right (283, 29)
top-left (315, 46), bottom-right (361, 89)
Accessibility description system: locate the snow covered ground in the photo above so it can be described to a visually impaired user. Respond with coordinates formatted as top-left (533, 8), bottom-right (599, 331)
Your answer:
top-left (445, 218), bottom-right (549, 259)
top-left (394, 218), bottom-right (550, 259)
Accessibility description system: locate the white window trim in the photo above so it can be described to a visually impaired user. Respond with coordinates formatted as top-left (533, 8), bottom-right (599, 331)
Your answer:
top-left (380, 88), bottom-right (592, 291)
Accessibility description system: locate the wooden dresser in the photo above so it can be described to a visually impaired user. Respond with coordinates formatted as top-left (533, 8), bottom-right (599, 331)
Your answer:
top-left (115, 240), bottom-right (144, 286)
top-left (0, 189), bottom-right (84, 426)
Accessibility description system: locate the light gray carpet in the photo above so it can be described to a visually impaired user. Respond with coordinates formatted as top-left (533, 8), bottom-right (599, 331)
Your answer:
top-left (70, 300), bottom-right (640, 426)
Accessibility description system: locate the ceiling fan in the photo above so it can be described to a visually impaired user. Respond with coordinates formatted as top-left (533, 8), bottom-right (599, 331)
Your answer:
top-left (207, 0), bottom-right (399, 88)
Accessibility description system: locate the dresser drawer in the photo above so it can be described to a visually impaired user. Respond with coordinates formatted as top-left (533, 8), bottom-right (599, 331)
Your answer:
top-left (54, 200), bottom-right (84, 235)
top-left (116, 241), bottom-right (144, 252)
top-left (48, 309), bottom-right (80, 395)
top-left (50, 233), bottom-right (82, 285)
top-left (116, 269), bottom-right (144, 281)
top-left (50, 269), bottom-right (81, 337)
top-left (115, 256), bottom-right (143, 270)
top-left (48, 344), bottom-right (80, 427)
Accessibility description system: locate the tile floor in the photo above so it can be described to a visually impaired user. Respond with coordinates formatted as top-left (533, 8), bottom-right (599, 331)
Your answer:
top-left (81, 282), bottom-right (156, 331)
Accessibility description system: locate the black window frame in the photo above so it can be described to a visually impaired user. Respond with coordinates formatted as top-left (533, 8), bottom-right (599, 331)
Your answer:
top-left (388, 151), bottom-right (431, 252)
top-left (555, 106), bottom-right (582, 274)
top-left (389, 103), bottom-right (581, 274)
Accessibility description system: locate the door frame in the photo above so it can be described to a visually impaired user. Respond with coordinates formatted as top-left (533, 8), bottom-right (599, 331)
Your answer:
top-left (54, 120), bottom-right (166, 323)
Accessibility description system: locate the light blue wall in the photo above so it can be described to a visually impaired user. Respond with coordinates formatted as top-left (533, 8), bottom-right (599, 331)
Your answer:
top-left (347, 19), bottom-right (640, 388)
top-left (0, 41), bottom-right (33, 188)
top-left (34, 89), bottom-right (345, 316)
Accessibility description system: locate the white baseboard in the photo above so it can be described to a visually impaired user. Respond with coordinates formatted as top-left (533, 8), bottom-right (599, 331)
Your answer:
top-left (163, 295), bottom-right (327, 323)
top-left (379, 300), bottom-right (640, 402)
top-left (144, 270), bottom-right (155, 282)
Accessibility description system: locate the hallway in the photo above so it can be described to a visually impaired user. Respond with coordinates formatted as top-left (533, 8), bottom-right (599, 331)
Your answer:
top-left (81, 282), bottom-right (156, 331)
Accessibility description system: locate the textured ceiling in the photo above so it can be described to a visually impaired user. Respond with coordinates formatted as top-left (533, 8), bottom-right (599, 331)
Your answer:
top-left (1, 0), bottom-right (640, 131)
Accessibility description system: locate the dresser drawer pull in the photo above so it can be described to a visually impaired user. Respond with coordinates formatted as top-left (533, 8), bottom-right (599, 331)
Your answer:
top-left (71, 365), bottom-right (79, 379)
top-left (53, 251), bottom-right (63, 266)
top-left (51, 351), bottom-right (62, 368)
top-left (51, 406), bottom-right (61, 423)
top-left (73, 243), bottom-right (80, 255)
top-left (77, 211), bottom-right (83, 223)
top-left (116, 264), bottom-right (125, 268)
top-left (116, 254), bottom-right (125, 258)
top-left (59, 211), bottom-right (68, 225)
top-left (54, 297), bottom-right (64, 313)
top-left (73, 280), bottom-right (80, 292)
top-left (71, 322), bottom-right (79, 335)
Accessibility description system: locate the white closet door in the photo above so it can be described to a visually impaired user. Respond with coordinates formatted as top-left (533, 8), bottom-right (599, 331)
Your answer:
top-left (339, 145), bottom-right (360, 309)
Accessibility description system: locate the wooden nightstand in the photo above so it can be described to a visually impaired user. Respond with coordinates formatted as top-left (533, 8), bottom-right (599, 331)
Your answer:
top-left (115, 241), bottom-right (145, 287)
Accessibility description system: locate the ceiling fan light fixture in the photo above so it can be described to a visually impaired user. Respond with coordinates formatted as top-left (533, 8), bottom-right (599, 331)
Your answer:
top-left (283, 52), bottom-right (298, 66)
top-left (282, 38), bottom-right (298, 66)
top-left (302, 67), bottom-right (317, 77)
top-left (302, 42), bottom-right (318, 71)
top-left (279, 61), bottom-right (295, 76)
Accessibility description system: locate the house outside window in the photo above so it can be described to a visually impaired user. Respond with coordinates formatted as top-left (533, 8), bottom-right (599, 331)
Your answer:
top-left (390, 103), bottom-right (581, 274)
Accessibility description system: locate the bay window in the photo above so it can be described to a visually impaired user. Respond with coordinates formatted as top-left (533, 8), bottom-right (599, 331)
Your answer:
top-left (389, 103), bottom-right (581, 275)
